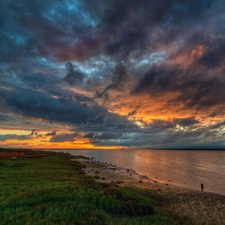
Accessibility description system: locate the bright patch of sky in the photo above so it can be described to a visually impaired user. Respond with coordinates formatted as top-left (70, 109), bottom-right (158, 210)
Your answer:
top-left (129, 51), bottom-right (168, 70)
top-left (175, 124), bottom-right (187, 131)
top-left (65, 51), bottom-right (168, 79)
top-left (71, 56), bottom-right (117, 78)
top-left (37, 57), bottom-right (64, 71)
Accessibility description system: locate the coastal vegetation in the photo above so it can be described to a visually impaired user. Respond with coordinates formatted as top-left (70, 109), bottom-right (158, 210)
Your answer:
top-left (0, 147), bottom-right (32, 152)
top-left (0, 149), bottom-right (223, 224)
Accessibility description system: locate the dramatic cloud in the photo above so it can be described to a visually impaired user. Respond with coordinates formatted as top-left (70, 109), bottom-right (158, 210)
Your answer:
top-left (0, 134), bottom-right (31, 141)
top-left (95, 63), bottom-right (131, 98)
top-left (63, 62), bottom-right (86, 85)
top-left (173, 117), bottom-right (200, 127)
top-left (49, 132), bottom-right (78, 143)
top-left (1, 0), bottom-right (225, 149)
top-left (45, 130), bottom-right (57, 136)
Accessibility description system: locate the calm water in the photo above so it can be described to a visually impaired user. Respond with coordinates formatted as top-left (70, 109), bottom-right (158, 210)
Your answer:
top-left (55, 149), bottom-right (225, 196)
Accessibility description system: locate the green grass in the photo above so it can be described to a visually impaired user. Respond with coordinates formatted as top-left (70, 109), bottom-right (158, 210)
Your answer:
top-left (0, 147), bottom-right (32, 152)
top-left (0, 152), bottom-right (189, 225)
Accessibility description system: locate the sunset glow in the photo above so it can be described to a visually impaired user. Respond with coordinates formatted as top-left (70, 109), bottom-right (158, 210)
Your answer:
top-left (1, 0), bottom-right (225, 149)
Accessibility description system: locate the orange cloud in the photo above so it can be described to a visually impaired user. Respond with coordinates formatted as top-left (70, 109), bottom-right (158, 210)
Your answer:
top-left (191, 45), bottom-right (206, 58)
top-left (0, 129), bottom-right (121, 149)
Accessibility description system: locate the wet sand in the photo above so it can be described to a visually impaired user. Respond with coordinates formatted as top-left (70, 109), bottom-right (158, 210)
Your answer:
top-left (72, 157), bottom-right (225, 225)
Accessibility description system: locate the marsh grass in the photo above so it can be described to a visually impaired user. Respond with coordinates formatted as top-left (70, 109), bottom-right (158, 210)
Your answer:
top-left (0, 147), bottom-right (32, 152)
top-left (0, 150), bottom-right (189, 225)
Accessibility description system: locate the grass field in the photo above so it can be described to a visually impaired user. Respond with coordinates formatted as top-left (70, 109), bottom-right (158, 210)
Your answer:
top-left (0, 150), bottom-right (194, 225)
top-left (0, 147), bottom-right (32, 152)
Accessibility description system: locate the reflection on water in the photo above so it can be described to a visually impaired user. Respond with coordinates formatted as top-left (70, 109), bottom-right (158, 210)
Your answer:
top-left (56, 149), bottom-right (225, 196)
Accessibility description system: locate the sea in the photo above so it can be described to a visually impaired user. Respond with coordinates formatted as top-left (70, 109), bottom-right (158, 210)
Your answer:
top-left (53, 149), bottom-right (225, 196)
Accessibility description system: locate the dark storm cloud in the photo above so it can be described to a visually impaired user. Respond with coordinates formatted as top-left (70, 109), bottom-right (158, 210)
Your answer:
top-left (0, 134), bottom-right (30, 141)
top-left (0, 0), bottom-right (221, 64)
top-left (30, 129), bottom-right (38, 136)
top-left (158, 128), bottom-right (220, 148)
top-left (84, 131), bottom-right (123, 144)
top-left (95, 63), bottom-right (130, 98)
top-left (174, 75), bottom-right (225, 111)
top-left (1, 0), bottom-right (225, 148)
top-left (63, 62), bottom-right (86, 85)
top-left (173, 117), bottom-right (200, 127)
top-left (0, 0), bottom-right (99, 63)
top-left (149, 119), bottom-right (174, 129)
top-left (133, 65), bottom-right (179, 95)
top-left (45, 130), bottom-right (57, 136)
top-left (198, 41), bottom-right (225, 68)
top-left (133, 63), bottom-right (225, 113)
top-left (0, 85), bottom-right (137, 132)
top-left (49, 132), bottom-right (77, 142)
top-left (97, 0), bottom-right (222, 62)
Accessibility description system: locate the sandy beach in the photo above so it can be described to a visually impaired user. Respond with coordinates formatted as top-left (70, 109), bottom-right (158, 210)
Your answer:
top-left (73, 157), bottom-right (225, 225)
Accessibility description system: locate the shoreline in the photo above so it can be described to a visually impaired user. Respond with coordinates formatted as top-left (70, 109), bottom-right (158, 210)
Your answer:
top-left (73, 156), bottom-right (225, 225)
top-left (75, 157), bottom-right (225, 197)
top-left (58, 149), bottom-right (225, 196)
top-left (1, 148), bottom-right (224, 224)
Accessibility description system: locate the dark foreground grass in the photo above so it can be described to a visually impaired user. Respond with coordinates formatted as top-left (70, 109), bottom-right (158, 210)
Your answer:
top-left (0, 151), bottom-right (188, 225)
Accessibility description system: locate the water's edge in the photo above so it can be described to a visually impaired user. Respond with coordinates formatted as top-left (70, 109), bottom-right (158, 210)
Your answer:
top-left (50, 149), bottom-right (225, 196)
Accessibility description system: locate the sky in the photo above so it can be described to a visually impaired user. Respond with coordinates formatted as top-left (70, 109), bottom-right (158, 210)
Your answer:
top-left (1, 0), bottom-right (225, 149)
